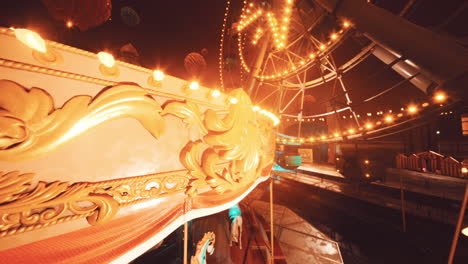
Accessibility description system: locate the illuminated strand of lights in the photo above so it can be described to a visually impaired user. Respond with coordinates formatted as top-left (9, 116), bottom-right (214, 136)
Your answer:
top-left (218, 0), bottom-right (231, 90)
top-left (256, 107), bottom-right (280, 126)
top-left (276, 96), bottom-right (450, 143)
top-left (253, 20), bottom-right (352, 80)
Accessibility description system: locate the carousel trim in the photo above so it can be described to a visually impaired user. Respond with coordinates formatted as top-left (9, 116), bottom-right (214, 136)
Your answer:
top-left (109, 175), bottom-right (269, 264)
top-left (0, 80), bottom-right (274, 238)
top-left (0, 58), bottom-right (227, 109)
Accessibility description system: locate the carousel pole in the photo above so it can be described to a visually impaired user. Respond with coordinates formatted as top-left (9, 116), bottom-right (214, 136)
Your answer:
top-left (183, 221), bottom-right (188, 264)
top-left (270, 178), bottom-right (274, 263)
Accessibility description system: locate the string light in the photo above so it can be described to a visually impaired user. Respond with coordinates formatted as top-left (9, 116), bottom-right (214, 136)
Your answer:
top-left (276, 97), bottom-right (450, 145)
top-left (434, 92), bottom-right (447, 103)
top-left (218, 0), bottom-right (231, 90)
top-left (237, 1), bottom-right (352, 80)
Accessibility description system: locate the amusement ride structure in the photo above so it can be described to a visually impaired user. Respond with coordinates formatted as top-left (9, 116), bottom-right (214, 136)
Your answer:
top-left (0, 0), bottom-right (467, 263)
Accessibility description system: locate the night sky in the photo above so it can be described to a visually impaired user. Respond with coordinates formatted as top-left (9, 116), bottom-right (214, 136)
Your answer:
top-left (0, 0), bottom-right (229, 87)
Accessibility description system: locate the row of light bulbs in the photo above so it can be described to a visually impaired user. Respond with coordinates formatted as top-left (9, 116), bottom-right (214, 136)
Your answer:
top-left (276, 91), bottom-right (448, 143)
top-left (11, 27), bottom-right (281, 127)
top-left (237, 11), bottom-right (351, 81)
top-left (283, 92), bottom-right (447, 124)
top-left (254, 21), bottom-right (350, 80)
top-left (218, 0), bottom-right (231, 90)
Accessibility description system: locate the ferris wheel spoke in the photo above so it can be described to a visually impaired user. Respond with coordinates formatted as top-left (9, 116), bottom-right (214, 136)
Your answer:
top-left (280, 89), bottom-right (303, 114)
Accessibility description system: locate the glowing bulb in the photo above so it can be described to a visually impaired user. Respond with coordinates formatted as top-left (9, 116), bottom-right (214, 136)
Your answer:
top-left (462, 167), bottom-right (468, 174)
top-left (334, 133), bottom-right (340, 137)
top-left (153, 70), bottom-right (165, 81)
top-left (321, 135), bottom-right (326, 140)
top-left (230, 97), bottom-right (238, 104)
top-left (252, 105), bottom-right (260, 111)
top-left (462, 227), bottom-right (468, 236)
top-left (343, 21), bottom-right (350, 28)
top-left (434, 92), bottom-right (446, 102)
top-left (211, 89), bottom-right (221, 97)
top-left (365, 173), bottom-right (370, 178)
top-left (97, 52), bottom-right (115, 68)
top-left (365, 123), bottom-right (373, 129)
top-left (385, 116), bottom-right (393, 122)
top-left (66, 21), bottom-right (73, 28)
top-left (309, 53), bottom-right (315, 59)
top-left (189, 81), bottom-right (199, 90)
top-left (14, 28), bottom-right (47, 53)
top-left (331, 33), bottom-right (337, 40)
top-left (364, 160), bottom-right (369, 164)
top-left (408, 106), bottom-right (417, 114)
top-left (319, 44), bottom-right (326, 50)
top-left (348, 129), bottom-right (355, 134)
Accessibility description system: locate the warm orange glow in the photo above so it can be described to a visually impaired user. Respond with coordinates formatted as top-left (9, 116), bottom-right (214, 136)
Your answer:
top-left (348, 128), bottom-right (355, 134)
top-left (365, 123), bottom-right (373, 129)
top-left (343, 21), bottom-right (350, 28)
top-left (252, 106), bottom-right (260, 111)
top-left (14, 28), bottom-right (47, 53)
top-left (364, 160), bottom-right (369, 164)
top-left (321, 135), bottom-right (326, 140)
top-left (319, 44), bottom-right (326, 50)
top-left (407, 106), bottom-right (418, 114)
top-left (331, 33), bottom-right (338, 40)
top-left (309, 137), bottom-right (315, 142)
top-left (66, 21), bottom-right (73, 28)
top-left (230, 97), bottom-right (238, 104)
top-left (97, 52), bottom-right (115, 68)
top-left (462, 227), bottom-right (468, 237)
top-left (462, 167), bottom-right (468, 174)
top-left (385, 115), bottom-right (393, 122)
top-left (334, 133), bottom-right (340, 137)
top-left (211, 89), bottom-right (221, 97)
top-left (434, 92), bottom-right (447, 102)
top-left (189, 81), bottom-right (199, 90)
top-left (336, 157), bottom-right (340, 161)
top-left (365, 173), bottom-right (370, 178)
top-left (153, 70), bottom-right (165, 81)
top-left (299, 138), bottom-right (304, 143)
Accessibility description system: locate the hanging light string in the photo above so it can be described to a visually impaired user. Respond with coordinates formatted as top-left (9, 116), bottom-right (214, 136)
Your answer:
top-left (218, 0), bottom-right (231, 90)
top-left (236, 0), bottom-right (352, 81)
top-left (277, 91), bottom-right (451, 143)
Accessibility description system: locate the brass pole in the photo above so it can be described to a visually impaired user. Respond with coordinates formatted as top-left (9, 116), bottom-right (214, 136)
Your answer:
top-left (448, 183), bottom-right (468, 264)
top-left (183, 221), bottom-right (188, 264)
top-left (399, 173), bottom-right (407, 232)
top-left (270, 178), bottom-right (274, 263)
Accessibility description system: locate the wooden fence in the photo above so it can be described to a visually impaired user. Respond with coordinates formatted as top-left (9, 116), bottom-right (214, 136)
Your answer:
top-left (395, 151), bottom-right (468, 178)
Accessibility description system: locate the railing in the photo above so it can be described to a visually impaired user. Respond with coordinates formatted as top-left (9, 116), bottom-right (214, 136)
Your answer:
top-left (395, 151), bottom-right (468, 178)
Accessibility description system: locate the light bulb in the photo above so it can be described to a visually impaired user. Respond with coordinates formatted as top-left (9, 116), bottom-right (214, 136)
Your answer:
top-left (153, 70), bottom-right (165, 81)
top-left (14, 28), bottom-right (47, 53)
top-left (97, 52), bottom-right (115, 68)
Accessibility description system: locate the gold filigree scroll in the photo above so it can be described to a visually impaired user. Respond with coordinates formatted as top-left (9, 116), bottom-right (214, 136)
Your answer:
top-left (0, 80), bottom-right (165, 161)
top-left (0, 170), bottom-right (189, 237)
top-left (164, 89), bottom-right (274, 196)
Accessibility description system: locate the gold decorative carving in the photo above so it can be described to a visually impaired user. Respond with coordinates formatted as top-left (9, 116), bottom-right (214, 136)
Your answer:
top-left (0, 171), bottom-right (119, 237)
top-left (165, 89), bottom-right (273, 195)
top-left (0, 80), bottom-right (164, 161)
top-left (0, 58), bottom-right (226, 109)
top-left (0, 170), bottom-right (190, 237)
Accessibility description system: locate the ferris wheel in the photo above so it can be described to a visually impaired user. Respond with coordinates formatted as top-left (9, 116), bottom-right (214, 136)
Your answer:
top-left (219, 0), bottom-right (455, 142)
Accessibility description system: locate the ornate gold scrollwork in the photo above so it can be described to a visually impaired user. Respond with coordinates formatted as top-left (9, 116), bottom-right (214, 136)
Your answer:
top-left (0, 80), bottom-right (165, 161)
top-left (164, 89), bottom-right (272, 196)
top-left (0, 80), bottom-right (273, 237)
top-left (0, 170), bottom-right (190, 237)
top-left (0, 171), bottom-right (118, 237)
